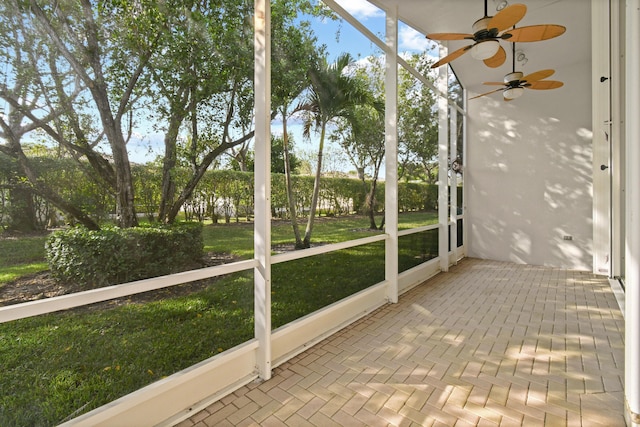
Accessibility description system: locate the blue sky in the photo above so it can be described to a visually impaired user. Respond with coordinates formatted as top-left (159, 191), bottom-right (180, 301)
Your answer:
top-left (321, 0), bottom-right (434, 55)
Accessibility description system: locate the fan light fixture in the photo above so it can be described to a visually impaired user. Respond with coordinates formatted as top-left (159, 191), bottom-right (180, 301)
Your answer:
top-left (493, 0), bottom-right (508, 11)
top-left (470, 40), bottom-right (501, 60)
top-left (503, 87), bottom-right (525, 100)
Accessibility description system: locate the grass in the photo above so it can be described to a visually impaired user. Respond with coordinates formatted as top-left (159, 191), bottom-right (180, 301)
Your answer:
top-left (0, 235), bottom-right (49, 286)
top-left (0, 263), bottom-right (49, 285)
top-left (0, 212), bottom-right (438, 426)
top-left (0, 272), bottom-right (255, 426)
top-left (272, 241), bottom-right (385, 326)
top-left (202, 211), bottom-right (438, 257)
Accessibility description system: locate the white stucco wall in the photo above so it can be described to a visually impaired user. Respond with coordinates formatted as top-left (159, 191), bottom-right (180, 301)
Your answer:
top-left (465, 60), bottom-right (593, 270)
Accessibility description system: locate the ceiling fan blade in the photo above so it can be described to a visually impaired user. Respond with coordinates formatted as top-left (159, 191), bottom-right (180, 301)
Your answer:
top-left (426, 32), bottom-right (473, 41)
top-left (469, 88), bottom-right (504, 100)
top-left (521, 69), bottom-right (555, 82)
top-left (502, 24), bottom-right (566, 42)
top-left (527, 80), bottom-right (564, 90)
top-left (483, 45), bottom-right (506, 68)
top-left (430, 45), bottom-right (472, 68)
top-left (488, 4), bottom-right (527, 32)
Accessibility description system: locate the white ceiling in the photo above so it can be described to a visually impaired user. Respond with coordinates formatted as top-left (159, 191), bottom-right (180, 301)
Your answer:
top-left (368, 0), bottom-right (591, 96)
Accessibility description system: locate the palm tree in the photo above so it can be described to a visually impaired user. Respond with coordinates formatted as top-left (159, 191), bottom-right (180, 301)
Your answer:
top-left (299, 53), bottom-right (375, 248)
top-left (271, 23), bottom-right (320, 249)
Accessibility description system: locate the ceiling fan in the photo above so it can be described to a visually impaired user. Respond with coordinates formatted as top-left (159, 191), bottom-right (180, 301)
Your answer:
top-left (470, 43), bottom-right (564, 101)
top-left (427, 0), bottom-right (566, 69)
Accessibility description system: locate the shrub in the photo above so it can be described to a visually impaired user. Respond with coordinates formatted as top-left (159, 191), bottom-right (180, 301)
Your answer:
top-left (45, 223), bottom-right (203, 288)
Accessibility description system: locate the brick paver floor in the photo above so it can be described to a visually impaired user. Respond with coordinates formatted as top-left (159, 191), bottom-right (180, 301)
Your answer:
top-left (176, 258), bottom-right (625, 426)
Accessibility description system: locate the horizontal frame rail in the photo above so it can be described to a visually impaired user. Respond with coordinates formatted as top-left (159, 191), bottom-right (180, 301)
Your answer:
top-left (398, 223), bottom-right (439, 237)
top-left (0, 259), bottom-right (258, 323)
top-left (271, 234), bottom-right (387, 264)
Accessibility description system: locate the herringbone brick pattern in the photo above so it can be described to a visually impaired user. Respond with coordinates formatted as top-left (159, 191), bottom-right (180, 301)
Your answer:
top-left (176, 258), bottom-right (625, 426)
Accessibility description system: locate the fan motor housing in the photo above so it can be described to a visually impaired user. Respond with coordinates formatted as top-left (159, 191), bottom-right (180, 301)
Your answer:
top-left (472, 17), bottom-right (491, 33)
top-left (504, 71), bottom-right (524, 84)
top-left (472, 17), bottom-right (499, 39)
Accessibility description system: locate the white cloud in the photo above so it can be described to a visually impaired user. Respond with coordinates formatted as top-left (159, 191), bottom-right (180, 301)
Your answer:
top-left (334, 0), bottom-right (383, 20)
top-left (399, 26), bottom-right (431, 52)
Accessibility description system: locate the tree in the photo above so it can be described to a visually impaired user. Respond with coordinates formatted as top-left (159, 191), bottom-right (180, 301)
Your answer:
top-left (231, 134), bottom-right (302, 174)
top-left (271, 11), bottom-right (322, 248)
top-left (150, 0), bottom-right (325, 224)
top-left (299, 53), bottom-right (375, 247)
top-left (0, 1), bottom-right (106, 230)
top-left (0, 0), bottom-right (173, 228)
top-left (398, 53), bottom-right (439, 184)
top-left (330, 55), bottom-right (385, 229)
top-left (271, 134), bottom-right (301, 175)
top-left (24, 0), bottom-right (161, 227)
top-left (141, 0), bottom-right (258, 223)
top-left (0, 0), bottom-right (330, 230)
top-left (333, 103), bottom-right (385, 229)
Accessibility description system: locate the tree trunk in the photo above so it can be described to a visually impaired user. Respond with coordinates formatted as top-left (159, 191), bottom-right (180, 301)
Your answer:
top-left (367, 180), bottom-right (378, 230)
top-left (159, 115), bottom-right (182, 223)
top-left (303, 123), bottom-right (326, 248)
top-left (112, 144), bottom-right (138, 228)
top-left (89, 76), bottom-right (137, 227)
top-left (368, 157), bottom-right (383, 230)
top-left (282, 117), bottom-right (303, 248)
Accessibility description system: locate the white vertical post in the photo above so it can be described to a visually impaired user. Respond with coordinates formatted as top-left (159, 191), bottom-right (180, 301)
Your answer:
top-left (462, 90), bottom-right (468, 251)
top-left (385, 6), bottom-right (398, 303)
top-left (437, 46), bottom-right (449, 272)
top-left (449, 105), bottom-right (458, 264)
top-left (610, 0), bottom-right (624, 279)
top-left (592, 0), bottom-right (612, 276)
top-left (626, 0), bottom-right (640, 424)
top-left (254, 0), bottom-right (271, 381)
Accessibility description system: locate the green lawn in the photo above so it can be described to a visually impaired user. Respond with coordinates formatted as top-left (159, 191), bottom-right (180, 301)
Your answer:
top-left (0, 235), bottom-right (48, 286)
top-left (0, 212), bottom-right (438, 426)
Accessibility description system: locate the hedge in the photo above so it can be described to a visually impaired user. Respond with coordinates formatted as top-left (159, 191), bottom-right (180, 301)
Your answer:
top-left (45, 223), bottom-right (203, 288)
top-left (1, 156), bottom-right (458, 229)
top-left (176, 170), bottom-right (444, 222)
